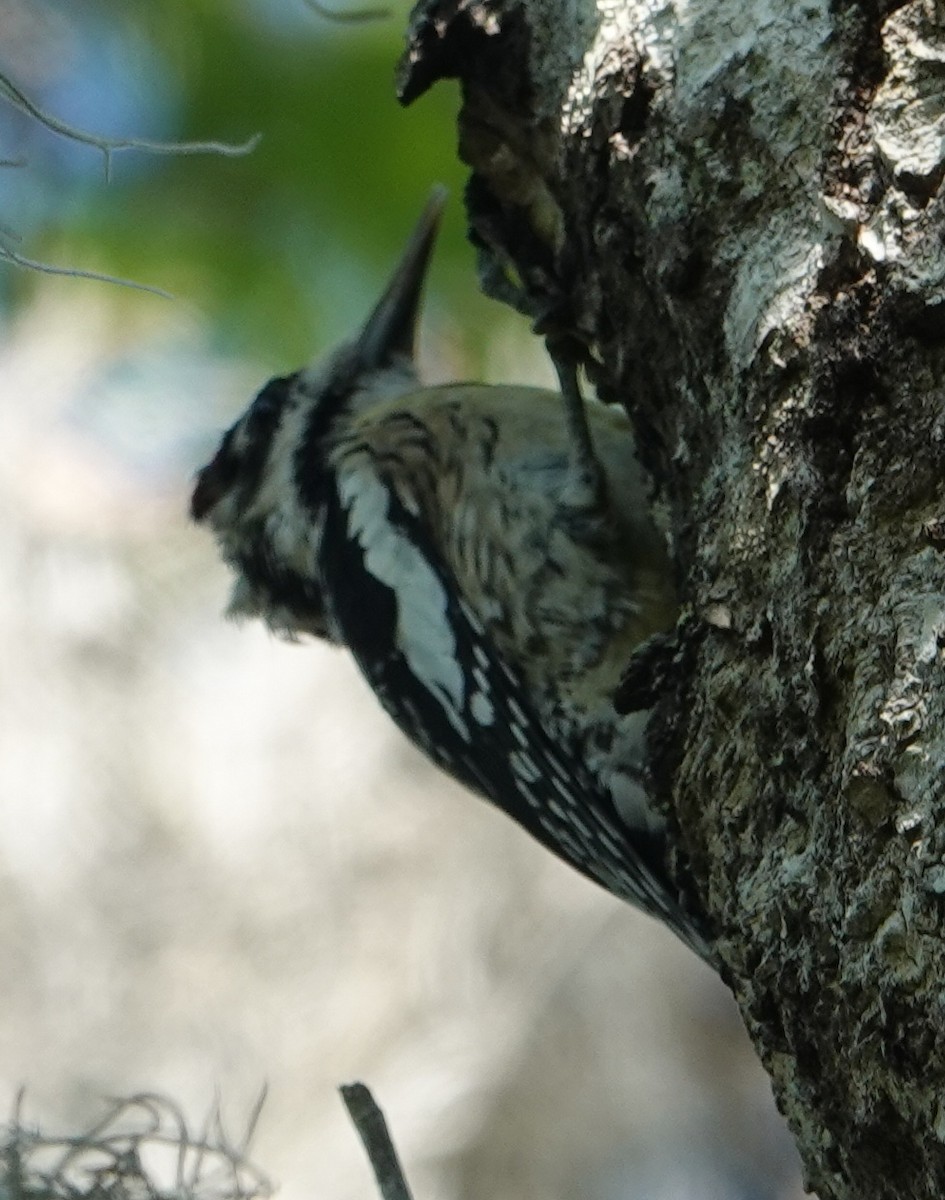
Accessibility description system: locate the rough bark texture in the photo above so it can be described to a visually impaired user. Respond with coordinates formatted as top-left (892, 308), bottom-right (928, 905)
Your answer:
top-left (397, 2), bottom-right (945, 1197)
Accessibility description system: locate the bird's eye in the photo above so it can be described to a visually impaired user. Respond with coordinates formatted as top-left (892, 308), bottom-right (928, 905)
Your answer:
top-left (191, 373), bottom-right (299, 522)
top-left (246, 373), bottom-right (296, 435)
top-left (191, 428), bottom-right (241, 521)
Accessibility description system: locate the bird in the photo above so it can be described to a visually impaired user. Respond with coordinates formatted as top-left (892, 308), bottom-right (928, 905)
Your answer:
top-left (191, 187), bottom-right (708, 958)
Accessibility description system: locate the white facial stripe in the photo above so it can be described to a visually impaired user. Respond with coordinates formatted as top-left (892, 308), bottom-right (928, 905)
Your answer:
top-left (246, 398), bottom-right (311, 544)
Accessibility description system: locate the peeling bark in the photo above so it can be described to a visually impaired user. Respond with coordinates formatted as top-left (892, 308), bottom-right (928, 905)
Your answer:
top-left (397, 2), bottom-right (945, 1197)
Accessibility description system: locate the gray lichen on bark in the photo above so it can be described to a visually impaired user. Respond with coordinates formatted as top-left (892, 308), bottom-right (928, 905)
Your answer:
top-left (397, 0), bottom-right (945, 1197)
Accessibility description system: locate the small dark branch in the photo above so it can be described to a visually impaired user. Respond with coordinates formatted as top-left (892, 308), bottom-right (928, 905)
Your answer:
top-left (339, 1083), bottom-right (415, 1200)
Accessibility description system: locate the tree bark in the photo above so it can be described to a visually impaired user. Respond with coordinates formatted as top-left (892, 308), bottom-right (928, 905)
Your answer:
top-left (396, 2), bottom-right (945, 1197)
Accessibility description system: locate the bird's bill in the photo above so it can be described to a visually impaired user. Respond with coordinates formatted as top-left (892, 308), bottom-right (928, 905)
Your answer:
top-left (354, 185), bottom-right (447, 370)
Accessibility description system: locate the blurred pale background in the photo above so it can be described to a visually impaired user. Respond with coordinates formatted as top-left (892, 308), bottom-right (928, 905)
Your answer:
top-left (0, 3), bottom-right (803, 1198)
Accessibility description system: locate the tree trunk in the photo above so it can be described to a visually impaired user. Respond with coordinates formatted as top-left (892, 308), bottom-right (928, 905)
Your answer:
top-left (396, 1), bottom-right (945, 1197)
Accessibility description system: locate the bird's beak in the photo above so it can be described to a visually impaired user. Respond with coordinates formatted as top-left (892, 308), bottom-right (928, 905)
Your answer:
top-left (354, 185), bottom-right (447, 370)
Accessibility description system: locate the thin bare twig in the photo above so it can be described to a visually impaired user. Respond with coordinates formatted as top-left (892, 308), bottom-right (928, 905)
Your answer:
top-left (298, 0), bottom-right (392, 23)
top-left (0, 66), bottom-right (259, 294)
top-left (0, 1091), bottom-right (273, 1200)
top-left (0, 70), bottom-right (260, 183)
top-left (0, 244), bottom-right (174, 297)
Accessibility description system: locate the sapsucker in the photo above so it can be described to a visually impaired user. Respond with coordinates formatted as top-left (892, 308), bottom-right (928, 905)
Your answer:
top-left (192, 189), bottom-right (708, 957)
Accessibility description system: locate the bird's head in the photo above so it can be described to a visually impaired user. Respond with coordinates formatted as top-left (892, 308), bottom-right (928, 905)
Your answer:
top-left (190, 187), bottom-right (447, 636)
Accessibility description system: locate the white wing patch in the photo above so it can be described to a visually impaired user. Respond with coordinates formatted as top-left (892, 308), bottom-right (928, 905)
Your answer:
top-left (510, 750), bottom-right (540, 783)
top-left (470, 690), bottom-right (495, 726)
top-left (338, 466), bottom-right (470, 739)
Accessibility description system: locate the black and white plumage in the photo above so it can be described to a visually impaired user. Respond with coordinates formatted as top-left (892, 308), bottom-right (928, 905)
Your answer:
top-left (192, 189), bottom-right (708, 957)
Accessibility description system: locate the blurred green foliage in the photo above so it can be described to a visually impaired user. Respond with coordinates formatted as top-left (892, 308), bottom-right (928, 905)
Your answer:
top-left (6, 0), bottom-right (505, 370)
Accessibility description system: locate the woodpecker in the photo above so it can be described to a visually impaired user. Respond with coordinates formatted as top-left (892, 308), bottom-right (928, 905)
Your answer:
top-left (192, 188), bottom-right (708, 958)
